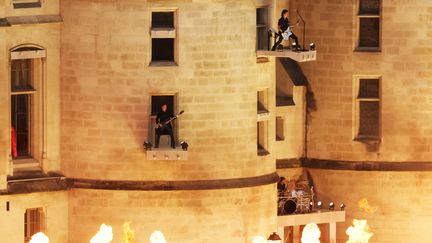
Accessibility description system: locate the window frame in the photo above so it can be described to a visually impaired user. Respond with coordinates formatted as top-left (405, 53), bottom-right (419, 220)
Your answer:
top-left (149, 9), bottom-right (178, 66)
top-left (12, 0), bottom-right (41, 9)
top-left (256, 6), bottom-right (270, 51)
top-left (24, 207), bottom-right (46, 242)
top-left (9, 45), bottom-right (46, 166)
top-left (353, 75), bottom-right (382, 142)
top-left (149, 93), bottom-right (179, 147)
top-left (355, 0), bottom-right (381, 52)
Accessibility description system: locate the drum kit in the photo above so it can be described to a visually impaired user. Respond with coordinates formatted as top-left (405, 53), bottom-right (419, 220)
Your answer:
top-left (277, 181), bottom-right (314, 215)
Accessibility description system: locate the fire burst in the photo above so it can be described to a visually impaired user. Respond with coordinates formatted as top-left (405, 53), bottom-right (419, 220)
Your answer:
top-left (29, 232), bottom-right (49, 243)
top-left (123, 222), bottom-right (135, 243)
top-left (90, 224), bottom-right (113, 243)
top-left (150, 230), bottom-right (167, 243)
top-left (358, 198), bottom-right (376, 213)
top-left (301, 223), bottom-right (321, 243)
top-left (252, 236), bottom-right (267, 243)
top-left (346, 219), bottom-right (373, 243)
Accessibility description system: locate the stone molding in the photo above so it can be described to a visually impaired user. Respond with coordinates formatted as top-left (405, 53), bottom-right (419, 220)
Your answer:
top-left (277, 158), bottom-right (432, 171)
top-left (1, 172), bottom-right (279, 195)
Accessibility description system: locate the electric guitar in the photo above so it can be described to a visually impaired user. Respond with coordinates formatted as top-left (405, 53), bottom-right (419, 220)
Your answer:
top-left (281, 26), bottom-right (294, 40)
top-left (156, 110), bottom-right (184, 130)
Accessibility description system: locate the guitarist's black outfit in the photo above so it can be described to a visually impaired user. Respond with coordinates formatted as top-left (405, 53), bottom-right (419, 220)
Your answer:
top-left (271, 17), bottom-right (299, 51)
top-left (155, 110), bottom-right (175, 148)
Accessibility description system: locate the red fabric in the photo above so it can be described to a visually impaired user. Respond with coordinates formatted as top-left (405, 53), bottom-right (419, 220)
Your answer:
top-left (11, 127), bottom-right (17, 158)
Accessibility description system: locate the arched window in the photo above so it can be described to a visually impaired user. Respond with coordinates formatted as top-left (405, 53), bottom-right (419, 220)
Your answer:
top-left (10, 44), bottom-right (46, 166)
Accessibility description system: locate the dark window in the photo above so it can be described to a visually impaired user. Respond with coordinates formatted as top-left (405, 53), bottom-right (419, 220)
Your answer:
top-left (356, 78), bottom-right (380, 140)
top-left (11, 59), bottom-right (36, 159)
top-left (11, 59), bottom-right (34, 92)
top-left (11, 94), bottom-right (31, 157)
top-left (152, 39), bottom-right (174, 61)
top-left (357, 0), bottom-right (380, 50)
top-left (151, 95), bottom-right (174, 116)
top-left (359, 0), bottom-right (380, 15)
top-left (13, 0), bottom-right (41, 9)
top-left (24, 208), bottom-right (44, 242)
top-left (359, 18), bottom-right (380, 48)
top-left (359, 101), bottom-right (380, 137)
top-left (256, 7), bottom-right (269, 50)
top-left (358, 79), bottom-right (380, 98)
top-left (150, 11), bottom-right (176, 64)
top-left (152, 12), bottom-right (174, 28)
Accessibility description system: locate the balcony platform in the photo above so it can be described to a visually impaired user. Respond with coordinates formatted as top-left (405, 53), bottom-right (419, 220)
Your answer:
top-left (146, 147), bottom-right (188, 161)
top-left (277, 210), bottom-right (345, 243)
top-left (256, 49), bottom-right (316, 62)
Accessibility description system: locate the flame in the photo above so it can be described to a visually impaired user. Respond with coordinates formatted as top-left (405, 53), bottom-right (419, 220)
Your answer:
top-left (358, 198), bottom-right (376, 213)
top-left (301, 223), bottom-right (321, 243)
top-left (150, 230), bottom-right (167, 243)
top-left (346, 219), bottom-right (373, 243)
top-left (90, 224), bottom-right (113, 243)
top-left (252, 236), bottom-right (267, 243)
top-left (29, 232), bottom-right (49, 243)
top-left (123, 222), bottom-right (135, 243)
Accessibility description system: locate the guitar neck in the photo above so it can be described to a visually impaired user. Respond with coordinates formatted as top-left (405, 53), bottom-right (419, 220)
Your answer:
top-left (162, 116), bottom-right (177, 125)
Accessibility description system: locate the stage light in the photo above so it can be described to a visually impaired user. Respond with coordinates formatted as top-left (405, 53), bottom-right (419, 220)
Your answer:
top-left (309, 201), bottom-right (313, 210)
top-left (309, 43), bottom-right (316, 51)
top-left (329, 202), bottom-right (335, 210)
top-left (340, 203), bottom-right (346, 210)
top-left (180, 141), bottom-right (188, 151)
top-left (165, 155), bottom-right (169, 160)
top-left (267, 232), bottom-right (281, 243)
top-left (177, 155), bottom-right (181, 160)
top-left (317, 201), bottom-right (322, 209)
top-left (143, 141), bottom-right (153, 150)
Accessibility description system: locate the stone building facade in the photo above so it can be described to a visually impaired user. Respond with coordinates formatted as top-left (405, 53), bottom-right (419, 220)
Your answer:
top-left (0, 0), bottom-right (431, 242)
top-left (278, 0), bottom-right (432, 242)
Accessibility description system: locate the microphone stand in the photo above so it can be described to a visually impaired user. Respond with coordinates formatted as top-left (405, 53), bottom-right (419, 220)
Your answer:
top-left (296, 10), bottom-right (306, 51)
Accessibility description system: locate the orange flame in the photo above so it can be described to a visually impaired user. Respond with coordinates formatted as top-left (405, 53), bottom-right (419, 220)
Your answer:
top-left (301, 223), bottom-right (321, 243)
top-left (358, 198), bottom-right (376, 213)
top-left (346, 219), bottom-right (373, 243)
top-left (123, 222), bottom-right (135, 243)
top-left (90, 224), bottom-right (113, 243)
top-left (252, 236), bottom-right (267, 243)
top-left (29, 232), bottom-right (49, 243)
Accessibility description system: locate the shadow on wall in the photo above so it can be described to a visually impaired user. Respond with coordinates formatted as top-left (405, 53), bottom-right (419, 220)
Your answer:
top-left (278, 58), bottom-right (317, 115)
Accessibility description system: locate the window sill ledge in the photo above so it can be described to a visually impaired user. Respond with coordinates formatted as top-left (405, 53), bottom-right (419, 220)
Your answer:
top-left (13, 2), bottom-right (42, 9)
top-left (149, 61), bottom-right (178, 67)
top-left (354, 47), bottom-right (381, 52)
top-left (353, 136), bottom-right (381, 143)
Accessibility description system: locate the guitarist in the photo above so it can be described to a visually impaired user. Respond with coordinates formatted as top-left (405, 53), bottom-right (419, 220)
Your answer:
top-left (155, 104), bottom-right (175, 149)
top-left (271, 9), bottom-right (300, 51)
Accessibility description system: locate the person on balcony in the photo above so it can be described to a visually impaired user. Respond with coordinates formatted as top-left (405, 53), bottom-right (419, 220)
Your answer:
top-left (155, 104), bottom-right (175, 149)
top-left (271, 9), bottom-right (300, 51)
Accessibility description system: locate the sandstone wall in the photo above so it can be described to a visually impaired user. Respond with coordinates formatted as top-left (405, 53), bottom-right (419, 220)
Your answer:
top-left (288, 0), bottom-right (432, 242)
top-left (0, 191), bottom-right (69, 243)
top-left (0, 0), bottom-right (61, 187)
top-left (60, 0), bottom-right (277, 181)
top-left (291, 0), bottom-right (432, 161)
top-left (69, 185), bottom-right (276, 243)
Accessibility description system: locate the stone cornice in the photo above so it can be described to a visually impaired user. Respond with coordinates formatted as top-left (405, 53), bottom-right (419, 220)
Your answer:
top-left (1, 172), bottom-right (279, 195)
top-left (277, 158), bottom-right (432, 171)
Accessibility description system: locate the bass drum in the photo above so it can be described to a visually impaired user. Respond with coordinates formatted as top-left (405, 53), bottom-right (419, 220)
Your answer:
top-left (278, 198), bottom-right (297, 215)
